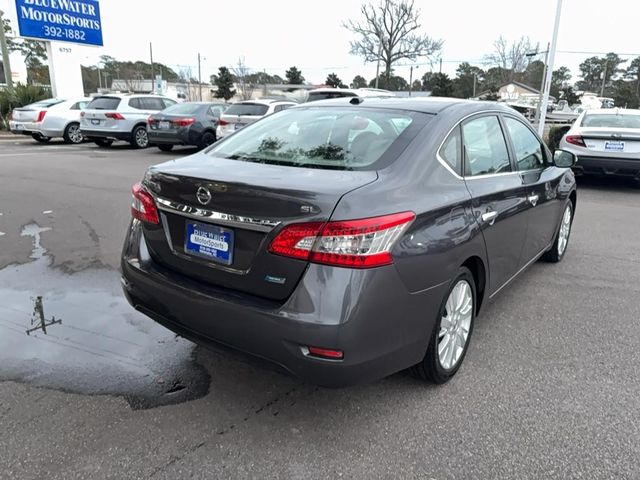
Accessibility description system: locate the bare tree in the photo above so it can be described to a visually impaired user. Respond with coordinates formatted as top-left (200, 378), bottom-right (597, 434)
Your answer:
top-left (233, 57), bottom-right (255, 101)
top-left (344, 0), bottom-right (443, 85)
top-left (178, 67), bottom-right (200, 101)
top-left (484, 36), bottom-right (537, 82)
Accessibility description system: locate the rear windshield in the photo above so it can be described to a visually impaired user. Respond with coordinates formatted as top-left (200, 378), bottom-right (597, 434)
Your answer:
top-left (581, 113), bottom-right (640, 129)
top-left (224, 103), bottom-right (269, 116)
top-left (163, 103), bottom-right (204, 115)
top-left (87, 97), bottom-right (122, 110)
top-left (307, 91), bottom-right (357, 102)
top-left (208, 107), bottom-right (425, 170)
top-left (27, 99), bottom-right (65, 109)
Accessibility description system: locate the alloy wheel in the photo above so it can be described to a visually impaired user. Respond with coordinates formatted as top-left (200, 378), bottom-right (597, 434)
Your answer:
top-left (438, 280), bottom-right (473, 370)
top-left (135, 128), bottom-right (149, 148)
top-left (557, 204), bottom-right (572, 256)
top-left (68, 124), bottom-right (83, 143)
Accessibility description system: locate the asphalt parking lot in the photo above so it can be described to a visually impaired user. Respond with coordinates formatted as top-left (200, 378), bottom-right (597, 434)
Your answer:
top-left (1, 137), bottom-right (639, 479)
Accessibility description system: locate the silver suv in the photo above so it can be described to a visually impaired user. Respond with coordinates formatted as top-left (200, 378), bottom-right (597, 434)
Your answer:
top-left (80, 94), bottom-right (177, 148)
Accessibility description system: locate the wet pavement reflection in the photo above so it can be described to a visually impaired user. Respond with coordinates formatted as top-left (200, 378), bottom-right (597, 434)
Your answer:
top-left (0, 223), bottom-right (210, 409)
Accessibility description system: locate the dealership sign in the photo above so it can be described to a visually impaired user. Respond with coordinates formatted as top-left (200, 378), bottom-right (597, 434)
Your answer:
top-left (15, 0), bottom-right (103, 46)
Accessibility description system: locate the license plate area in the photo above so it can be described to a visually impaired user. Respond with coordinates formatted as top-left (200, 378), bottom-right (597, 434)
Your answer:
top-left (605, 140), bottom-right (624, 151)
top-left (184, 221), bottom-right (234, 265)
top-left (159, 121), bottom-right (170, 129)
top-left (91, 119), bottom-right (101, 126)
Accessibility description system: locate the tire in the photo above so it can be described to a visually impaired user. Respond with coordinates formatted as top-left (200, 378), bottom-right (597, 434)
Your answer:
top-left (412, 267), bottom-right (476, 384)
top-left (94, 139), bottom-right (113, 148)
top-left (32, 133), bottom-right (51, 143)
top-left (130, 125), bottom-right (149, 149)
top-left (199, 131), bottom-right (216, 149)
top-left (63, 122), bottom-right (83, 144)
top-left (542, 200), bottom-right (573, 263)
top-left (157, 144), bottom-right (174, 152)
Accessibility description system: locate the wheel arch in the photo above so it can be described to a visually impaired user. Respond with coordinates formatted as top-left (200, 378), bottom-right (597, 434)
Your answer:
top-left (461, 255), bottom-right (487, 315)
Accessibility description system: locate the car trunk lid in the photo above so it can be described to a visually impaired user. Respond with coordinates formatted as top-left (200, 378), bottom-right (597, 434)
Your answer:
top-left (580, 127), bottom-right (640, 154)
top-left (141, 155), bottom-right (378, 301)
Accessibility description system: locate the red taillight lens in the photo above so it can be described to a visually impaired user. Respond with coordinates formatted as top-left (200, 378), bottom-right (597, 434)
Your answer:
top-left (565, 135), bottom-right (585, 147)
top-left (80, 111), bottom-right (85, 117)
top-left (36, 110), bottom-right (47, 122)
top-left (217, 119), bottom-right (229, 126)
top-left (105, 112), bottom-right (125, 120)
top-left (131, 183), bottom-right (159, 224)
top-left (306, 346), bottom-right (344, 360)
top-left (148, 116), bottom-right (155, 123)
top-left (268, 212), bottom-right (415, 268)
top-left (174, 117), bottom-right (196, 127)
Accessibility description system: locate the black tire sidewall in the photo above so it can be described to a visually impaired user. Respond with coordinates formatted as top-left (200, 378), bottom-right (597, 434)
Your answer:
top-left (158, 144), bottom-right (173, 152)
top-left (426, 267), bottom-right (476, 382)
top-left (200, 131), bottom-right (215, 149)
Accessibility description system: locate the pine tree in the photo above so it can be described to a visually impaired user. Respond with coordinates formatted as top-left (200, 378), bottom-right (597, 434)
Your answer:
top-left (215, 67), bottom-right (236, 100)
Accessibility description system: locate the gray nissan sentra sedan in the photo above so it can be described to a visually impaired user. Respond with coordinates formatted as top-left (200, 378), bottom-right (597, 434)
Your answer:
top-left (121, 97), bottom-right (577, 387)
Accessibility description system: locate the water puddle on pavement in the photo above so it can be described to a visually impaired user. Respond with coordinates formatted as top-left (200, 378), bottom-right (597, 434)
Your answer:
top-left (0, 223), bottom-right (210, 409)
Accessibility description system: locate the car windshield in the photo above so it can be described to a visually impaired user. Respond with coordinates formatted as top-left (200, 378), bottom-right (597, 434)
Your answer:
top-left (87, 97), bottom-right (122, 110)
top-left (224, 103), bottom-right (269, 116)
top-left (162, 103), bottom-right (203, 115)
top-left (581, 113), bottom-right (640, 129)
top-left (208, 107), bottom-right (421, 170)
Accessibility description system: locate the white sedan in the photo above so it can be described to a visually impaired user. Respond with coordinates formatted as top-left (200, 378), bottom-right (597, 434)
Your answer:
top-left (559, 108), bottom-right (640, 181)
top-left (24, 98), bottom-right (91, 144)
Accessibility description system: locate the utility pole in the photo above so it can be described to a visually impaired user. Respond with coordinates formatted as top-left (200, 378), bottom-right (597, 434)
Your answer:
top-left (534, 43), bottom-right (550, 126)
top-left (409, 66), bottom-right (414, 97)
top-left (472, 73), bottom-right (477, 98)
top-left (374, 36), bottom-right (382, 89)
top-left (198, 53), bottom-right (202, 101)
top-left (538, 0), bottom-right (563, 136)
top-left (439, 57), bottom-right (443, 74)
top-left (149, 42), bottom-right (154, 91)
top-left (0, 9), bottom-right (14, 92)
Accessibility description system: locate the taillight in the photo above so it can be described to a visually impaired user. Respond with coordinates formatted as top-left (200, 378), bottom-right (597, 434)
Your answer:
top-left (268, 212), bottom-right (415, 268)
top-left (131, 183), bottom-right (159, 224)
top-left (148, 116), bottom-right (155, 123)
top-left (105, 112), bottom-right (125, 120)
top-left (217, 119), bottom-right (229, 126)
top-left (173, 117), bottom-right (196, 127)
top-left (565, 135), bottom-right (585, 147)
top-left (36, 110), bottom-right (47, 122)
top-left (80, 111), bottom-right (85, 117)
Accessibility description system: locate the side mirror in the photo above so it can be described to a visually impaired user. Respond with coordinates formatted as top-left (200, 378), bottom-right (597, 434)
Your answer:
top-left (553, 149), bottom-right (577, 168)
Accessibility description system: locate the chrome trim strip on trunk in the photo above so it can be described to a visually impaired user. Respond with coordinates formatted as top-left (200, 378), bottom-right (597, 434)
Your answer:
top-left (154, 196), bottom-right (281, 232)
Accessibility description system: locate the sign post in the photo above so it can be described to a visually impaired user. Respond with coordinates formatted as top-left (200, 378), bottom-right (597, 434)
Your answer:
top-left (14, 0), bottom-right (103, 97)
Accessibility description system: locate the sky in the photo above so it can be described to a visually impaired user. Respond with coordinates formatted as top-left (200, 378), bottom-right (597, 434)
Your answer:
top-left (3, 0), bottom-right (640, 85)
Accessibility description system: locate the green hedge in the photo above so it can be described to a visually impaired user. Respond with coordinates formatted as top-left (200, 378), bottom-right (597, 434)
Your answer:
top-left (0, 84), bottom-right (50, 130)
top-left (547, 125), bottom-right (571, 152)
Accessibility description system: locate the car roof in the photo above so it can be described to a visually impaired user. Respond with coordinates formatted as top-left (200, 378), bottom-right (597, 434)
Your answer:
top-left (294, 96), bottom-right (514, 115)
top-left (234, 99), bottom-right (295, 106)
top-left (583, 108), bottom-right (640, 116)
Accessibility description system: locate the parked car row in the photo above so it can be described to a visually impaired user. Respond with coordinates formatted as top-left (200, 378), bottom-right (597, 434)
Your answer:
top-left (8, 94), bottom-right (300, 151)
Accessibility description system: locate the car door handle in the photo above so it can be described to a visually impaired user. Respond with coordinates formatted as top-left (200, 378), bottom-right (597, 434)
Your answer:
top-left (481, 211), bottom-right (498, 225)
top-left (528, 194), bottom-right (539, 206)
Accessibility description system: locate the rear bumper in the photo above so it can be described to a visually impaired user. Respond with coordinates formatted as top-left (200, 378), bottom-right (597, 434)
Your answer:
top-left (574, 155), bottom-right (640, 178)
top-left (81, 129), bottom-right (131, 141)
top-left (148, 129), bottom-right (198, 146)
top-left (121, 220), bottom-right (446, 387)
top-left (9, 120), bottom-right (34, 135)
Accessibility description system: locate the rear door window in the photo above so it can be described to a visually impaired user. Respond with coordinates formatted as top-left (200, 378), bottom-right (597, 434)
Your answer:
top-left (162, 98), bottom-right (177, 108)
top-left (462, 116), bottom-right (511, 176)
top-left (140, 97), bottom-right (166, 111)
top-left (224, 103), bottom-right (269, 116)
top-left (86, 97), bottom-right (121, 110)
top-left (504, 117), bottom-right (546, 171)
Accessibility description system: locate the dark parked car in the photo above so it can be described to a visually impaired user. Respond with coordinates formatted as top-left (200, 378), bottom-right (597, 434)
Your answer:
top-left (148, 102), bottom-right (227, 151)
top-left (122, 98), bottom-right (577, 387)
